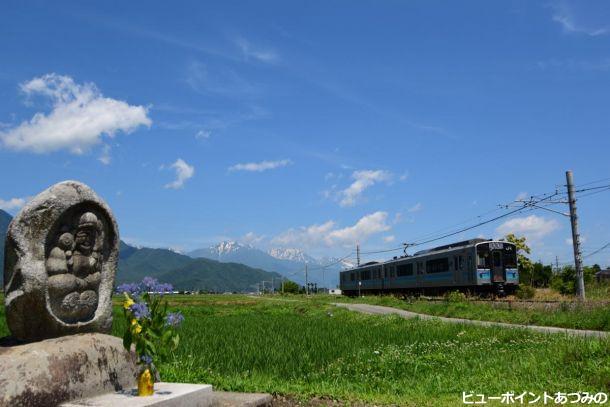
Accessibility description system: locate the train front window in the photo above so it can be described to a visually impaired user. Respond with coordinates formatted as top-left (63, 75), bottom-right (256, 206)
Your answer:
top-left (502, 245), bottom-right (517, 268)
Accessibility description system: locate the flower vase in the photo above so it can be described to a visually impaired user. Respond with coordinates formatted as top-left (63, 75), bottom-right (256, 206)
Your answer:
top-left (137, 368), bottom-right (154, 396)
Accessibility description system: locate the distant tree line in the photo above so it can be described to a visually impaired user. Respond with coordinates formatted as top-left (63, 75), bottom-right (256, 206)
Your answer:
top-left (505, 233), bottom-right (605, 295)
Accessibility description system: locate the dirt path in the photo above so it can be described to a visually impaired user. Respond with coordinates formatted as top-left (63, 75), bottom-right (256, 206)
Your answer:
top-left (333, 303), bottom-right (610, 338)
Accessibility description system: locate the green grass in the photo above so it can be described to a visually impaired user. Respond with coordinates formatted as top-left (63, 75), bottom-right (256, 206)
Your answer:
top-left (3, 294), bottom-right (610, 405)
top-left (325, 294), bottom-right (610, 332)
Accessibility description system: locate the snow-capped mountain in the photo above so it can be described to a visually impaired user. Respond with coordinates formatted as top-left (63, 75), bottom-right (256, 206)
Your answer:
top-left (188, 241), bottom-right (347, 287)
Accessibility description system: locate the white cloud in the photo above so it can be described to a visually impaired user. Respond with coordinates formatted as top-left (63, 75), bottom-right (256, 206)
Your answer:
top-left (235, 37), bottom-right (279, 63)
top-left (408, 203), bottom-right (422, 213)
top-left (515, 192), bottom-right (528, 201)
top-left (339, 169), bottom-right (392, 207)
top-left (273, 211), bottom-right (390, 249)
top-left (327, 212), bottom-right (391, 246)
top-left (241, 232), bottom-right (265, 245)
top-left (0, 74), bottom-right (151, 154)
top-left (195, 130), bottom-right (211, 139)
top-left (164, 158), bottom-right (195, 189)
top-left (495, 215), bottom-right (560, 242)
top-left (552, 2), bottom-right (609, 36)
top-left (98, 144), bottom-right (111, 165)
top-left (399, 171), bottom-right (409, 181)
top-left (0, 197), bottom-right (27, 211)
top-left (229, 159), bottom-right (292, 172)
top-left (383, 235), bottom-right (395, 243)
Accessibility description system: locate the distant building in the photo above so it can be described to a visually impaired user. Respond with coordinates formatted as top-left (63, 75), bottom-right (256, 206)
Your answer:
top-left (595, 269), bottom-right (610, 283)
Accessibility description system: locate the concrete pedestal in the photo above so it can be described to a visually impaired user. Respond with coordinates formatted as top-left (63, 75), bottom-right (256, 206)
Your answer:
top-left (61, 383), bottom-right (214, 406)
top-left (61, 383), bottom-right (273, 407)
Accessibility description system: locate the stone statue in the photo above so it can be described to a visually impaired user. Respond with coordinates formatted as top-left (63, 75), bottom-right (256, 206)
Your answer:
top-left (47, 212), bottom-right (103, 323)
top-left (3, 181), bottom-right (119, 342)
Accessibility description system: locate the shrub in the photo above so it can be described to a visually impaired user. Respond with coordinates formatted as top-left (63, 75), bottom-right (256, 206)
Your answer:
top-left (515, 285), bottom-right (535, 300)
top-left (444, 290), bottom-right (467, 303)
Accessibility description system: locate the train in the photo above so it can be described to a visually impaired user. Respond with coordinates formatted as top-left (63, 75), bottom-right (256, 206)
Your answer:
top-left (339, 238), bottom-right (519, 296)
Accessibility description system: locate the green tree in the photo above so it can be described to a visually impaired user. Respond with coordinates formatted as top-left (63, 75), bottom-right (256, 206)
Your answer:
top-left (551, 265), bottom-right (596, 295)
top-left (504, 234), bottom-right (534, 285)
top-left (531, 262), bottom-right (553, 288)
top-left (282, 280), bottom-right (300, 294)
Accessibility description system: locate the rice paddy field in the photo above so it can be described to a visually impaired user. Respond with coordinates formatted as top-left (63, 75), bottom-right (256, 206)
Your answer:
top-left (2, 294), bottom-right (610, 406)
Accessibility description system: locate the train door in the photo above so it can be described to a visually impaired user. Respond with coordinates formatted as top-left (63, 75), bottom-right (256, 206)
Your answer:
top-left (452, 256), bottom-right (459, 284)
top-left (491, 250), bottom-right (504, 282)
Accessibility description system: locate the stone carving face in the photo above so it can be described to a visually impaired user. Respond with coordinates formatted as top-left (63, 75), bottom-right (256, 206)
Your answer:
top-left (46, 211), bottom-right (105, 323)
top-left (4, 181), bottom-right (118, 342)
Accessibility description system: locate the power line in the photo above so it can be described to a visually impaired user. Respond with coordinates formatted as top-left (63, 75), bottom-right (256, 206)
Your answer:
top-left (583, 242), bottom-right (610, 259)
top-left (410, 206), bottom-right (528, 247)
top-left (576, 177), bottom-right (610, 188)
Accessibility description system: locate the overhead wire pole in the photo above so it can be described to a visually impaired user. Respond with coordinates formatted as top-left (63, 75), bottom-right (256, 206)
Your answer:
top-left (305, 263), bottom-right (309, 296)
top-left (566, 170), bottom-right (585, 301)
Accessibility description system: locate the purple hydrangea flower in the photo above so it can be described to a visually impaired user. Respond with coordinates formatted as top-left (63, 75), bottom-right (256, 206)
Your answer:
top-left (155, 282), bottom-right (174, 295)
top-left (141, 276), bottom-right (158, 291)
top-left (130, 302), bottom-right (150, 319)
top-left (116, 283), bottom-right (141, 297)
top-left (165, 312), bottom-right (184, 328)
top-left (140, 277), bottom-right (174, 295)
top-left (140, 354), bottom-right (153, 365)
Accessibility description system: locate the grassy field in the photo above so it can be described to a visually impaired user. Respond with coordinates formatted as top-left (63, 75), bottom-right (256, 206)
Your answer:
top-left (2, 294), bottom-right (610, 405)
top-left (328, 293), bottom-right (610, 332)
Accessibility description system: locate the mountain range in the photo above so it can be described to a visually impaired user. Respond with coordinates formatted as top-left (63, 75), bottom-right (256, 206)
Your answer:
top-left (0, 210), bottom-right (284, 292)
top-left (118, 241), bottom-right (282, 292)
top-left (188, 241), bottom-right (351, 286)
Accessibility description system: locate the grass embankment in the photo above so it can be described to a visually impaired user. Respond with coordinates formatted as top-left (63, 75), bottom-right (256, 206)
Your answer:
top-left (327, 294), bottom-right (610, 332)
top-left (2, 295), bottom-right (610, 405)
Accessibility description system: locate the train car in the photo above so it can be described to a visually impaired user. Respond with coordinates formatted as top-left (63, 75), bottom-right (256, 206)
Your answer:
top-left (339, 238), bottom-right (518, 296)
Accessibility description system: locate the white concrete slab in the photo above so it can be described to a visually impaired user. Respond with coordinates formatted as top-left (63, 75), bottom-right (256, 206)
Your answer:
top-left (61, 382), bottom-right (214, 407)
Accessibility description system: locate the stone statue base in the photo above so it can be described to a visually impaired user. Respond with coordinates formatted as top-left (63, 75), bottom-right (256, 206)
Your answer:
top-left (0, 333), bottom-right (138, 407)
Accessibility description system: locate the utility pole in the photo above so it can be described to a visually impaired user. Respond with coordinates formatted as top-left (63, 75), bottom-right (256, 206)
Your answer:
top-left (281, 276), bottom-right (284, 294)
top-left (555, 256), bottom-right (559, 274)
top-left (271, 277), bottom-right (274, 294)
top-left (305, 264), bottom-right (309, 296)
top-left (356, 244), bottom-right (360, 266)
top-left (566, 170), bottom-right (585, 301)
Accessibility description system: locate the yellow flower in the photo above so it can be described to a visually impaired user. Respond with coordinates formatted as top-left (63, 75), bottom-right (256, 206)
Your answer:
top-left (124, 297), bottom-right (135, 310)
top-left (131, 319), bottom-right (142, 334)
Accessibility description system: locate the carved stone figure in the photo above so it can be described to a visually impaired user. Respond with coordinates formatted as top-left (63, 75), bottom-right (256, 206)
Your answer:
top-left (3, 181), bottom-right (119, 342)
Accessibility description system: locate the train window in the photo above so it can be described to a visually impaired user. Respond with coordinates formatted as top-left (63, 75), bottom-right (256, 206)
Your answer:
top-left (502, 246), bottom-right (517, 268)
top-left (417, 262), bottom-right (424, 275)
top-left (350, 272), bottom-right (355, 281)
top-left (426, 258), bottom-right (449, 273)
top-left (458, 256), bottom-right (464, 270)
top-left (477, 253), bottom-right (491, 269)
top-left (397, 263), bottom-right (414, 276)
top-left (453, 256), bottom-right (458, 271)
top-left (361, 269), bottom-right (371, 280)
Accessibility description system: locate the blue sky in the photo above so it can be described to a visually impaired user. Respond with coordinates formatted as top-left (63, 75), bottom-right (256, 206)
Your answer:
top-left (1, 0), bottom-right (609, 266)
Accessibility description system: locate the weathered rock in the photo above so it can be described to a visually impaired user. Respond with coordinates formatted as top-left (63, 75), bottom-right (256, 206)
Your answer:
top-left (3, 181), bottom-right (119, 342)
top-left (0, 333), bottom-right (138, 407)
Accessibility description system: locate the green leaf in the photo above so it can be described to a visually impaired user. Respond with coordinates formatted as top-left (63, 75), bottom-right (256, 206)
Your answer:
top-left (122, 328), bottom-right (132, 350)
